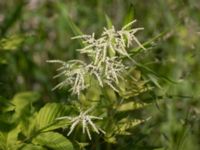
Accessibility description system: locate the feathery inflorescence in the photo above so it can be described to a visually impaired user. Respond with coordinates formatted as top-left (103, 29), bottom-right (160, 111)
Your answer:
top-left (48, 20), bottom-right (145, 96)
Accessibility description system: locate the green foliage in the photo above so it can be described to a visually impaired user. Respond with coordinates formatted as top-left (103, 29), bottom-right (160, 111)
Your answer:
top-left (0, 35), bottom-right (25, 51)
top-left (0, 0), bottom-right (200, 149)
top-left (0, 92), bottom-right (73, 150)
top-left (33, 132), bottom-right (73, 150)
top-left (46, 19), bottom-right (159, 149)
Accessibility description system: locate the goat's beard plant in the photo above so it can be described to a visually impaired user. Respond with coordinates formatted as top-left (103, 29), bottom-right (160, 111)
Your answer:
top-left (48, 20), bottom-right (153, 142)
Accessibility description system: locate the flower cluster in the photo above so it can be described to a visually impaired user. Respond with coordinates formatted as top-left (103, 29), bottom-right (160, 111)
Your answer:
top-left (48, 20), bottom-right (144, 96)
top-left (49, 20), bottom-right (146, 139)
top-left (47, 59), bottom-right (88, 96)
top-left (56, 108), bottom-right (105, 140)
top-left (74, 20), bottom-right (145, 58)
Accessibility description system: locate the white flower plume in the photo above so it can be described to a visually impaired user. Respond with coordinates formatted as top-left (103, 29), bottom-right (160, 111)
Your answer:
top-left (47, 60), bottom-right (89, 96)
top-left (48, 20), bottom-right (145, 96)
top-left (56, 108), bottom-right (105, 140)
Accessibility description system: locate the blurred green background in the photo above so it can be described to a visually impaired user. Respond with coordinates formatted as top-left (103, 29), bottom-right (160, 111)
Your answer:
top-left (0, 0), bottom-right (199, 149)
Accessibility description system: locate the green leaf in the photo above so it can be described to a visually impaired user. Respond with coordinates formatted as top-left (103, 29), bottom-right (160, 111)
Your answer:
top-left (56, 2), bottom-right (84, 46)
top-left (0, 127), bottom-right (24, 150)
top-left (0, 35), bottom-right (25, 51)
top-left (0, 96), bottom-right (15, 112)
top-left (123, 5), bottom-right (134, 27)
top-left (12, 91), bottom-right (40, 107)
top-left (148, 74), bottom-right (162, 89)
top-left (0, 132), bottom-right (7, 150)
top-left (128, 58), bottom-right (176, 84)
top-left (115, 118), bottom-right (146, 135)
top-left (6, 125), bottom-right (21, 150)
top-left (19, 112), bottom-right (37, 139)
top-left (130, 30), bottom-right (168, 54)
top-left (104, 135), bottom-right (117, 144)
top-left (20, 144), bottom-right (46, 150)
top-left (104, 86), bottom-right (117, 103)
top-left (33, 132), bottom-right (73, 150)
top-left (74, 141), bottom-right (89, 149)
top-left (118, 78), bottom-right (150, 99)
top-left (116, 101), bottom-right (148, 112)
top-left (36, 103), bottom-right (69, 132)
top-left (11, 92), bottom-right (40, 120)
top-left (105, 14), bottom-right (113, 29)
top-left (86, 78), bottom-right (101, 101)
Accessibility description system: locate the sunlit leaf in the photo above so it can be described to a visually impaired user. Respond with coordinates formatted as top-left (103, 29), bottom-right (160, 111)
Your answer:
top-left (116, 101), bottom-right (148, 112)
top-left (20, 144), bottom-right (46, 150)
top-left (36, 103), bottom-right (70, 132)
top-left (86, 78), bottom-right (101, 101)
top-left (115, 118), bottom-right (147, 135)
top-left (0, 96), bottom-right (14, 112)
top-left (11, 92), bottom-right (40, 120)
top-left (6, 125), bottom-right (21, 150)
top-left (104, 135), bottom-right (117, 144)
top-left (104, 86), bottom-right (117, 102)
top-left (74, 141), bottom-right (89, 149)
top-left (123, 5), bottom-right (134, 28)
top-left (105, 14), bottom-right (113, 29)
top-left (0, 35), bottom-right (25, 51)
top-left (33, 132), bottom-right (73, 150)
top-left (0, 132), bottom-right (7, 150)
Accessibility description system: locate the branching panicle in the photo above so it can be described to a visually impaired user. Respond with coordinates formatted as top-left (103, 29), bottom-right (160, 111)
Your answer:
top-left (48, 20), bottom-right (144, 96)
top-left (56, 108), bottom-right (105, 140)
top-left (49, 20), bottom-right (147, 139)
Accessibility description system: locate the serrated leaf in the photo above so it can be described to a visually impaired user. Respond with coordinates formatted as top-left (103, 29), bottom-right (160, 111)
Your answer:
top-left (20, 144), bottom-right (47, 150)
top-left (119, 79), bottom-right (150, 99)
top-left (33, 132), bottom-right (73, 150)
top-left (11, 92), bottom-right (40, 122)
top-left (36, 103), bottom-right (69, 131)
top-left (19, 112), bottom-right (37, 138)
top-left (0, 129), bottom-right (21, 150)
top-left (12, 92), bottom-right (40, 112)
top-left (6, 125), bottom-right (21, 150)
